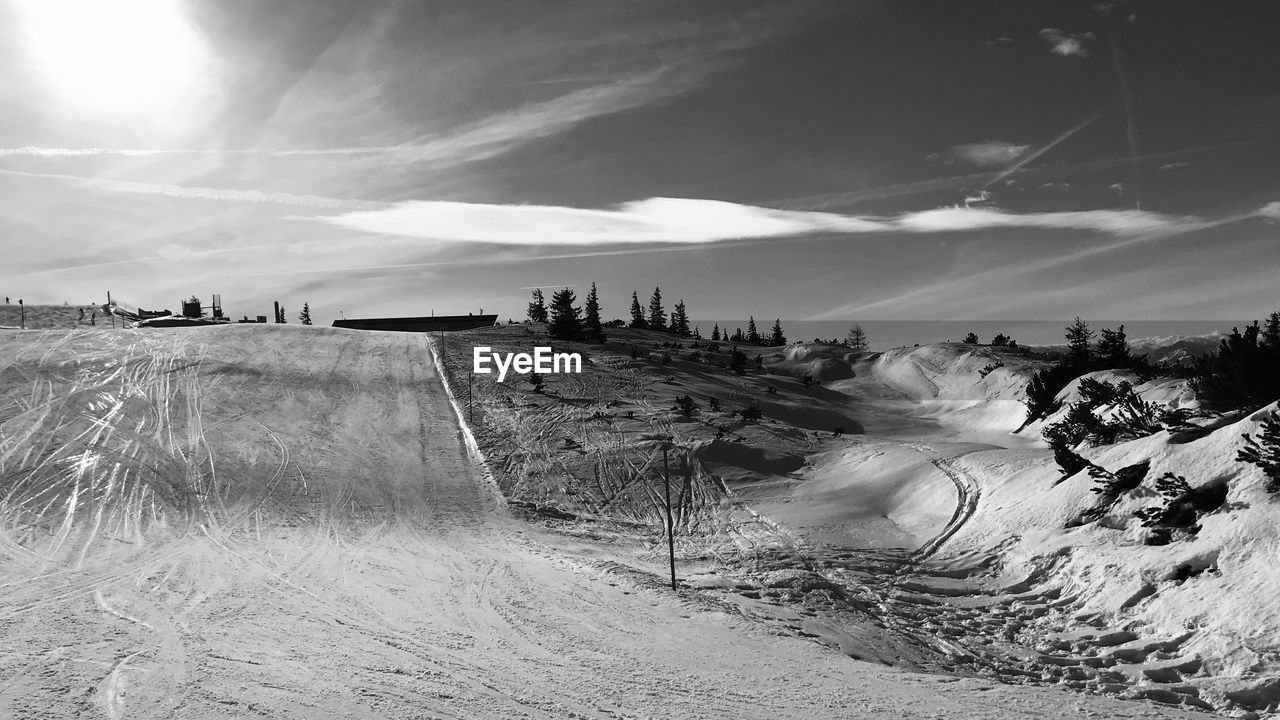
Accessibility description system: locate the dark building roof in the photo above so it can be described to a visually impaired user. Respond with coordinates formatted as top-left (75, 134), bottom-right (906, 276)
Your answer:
top-left (332, 314), bottom-right (498, 332)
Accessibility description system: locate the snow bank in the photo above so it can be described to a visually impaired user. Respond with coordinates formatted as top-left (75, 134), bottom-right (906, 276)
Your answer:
top-left (750, 443), bottom-right (960, 550)
top-left (852, 344), bottom-right (1041, 439)
top-left (1021, 369), bottom-right (1201, 443)
top-left (950, 402), bottom-right (1280, 707)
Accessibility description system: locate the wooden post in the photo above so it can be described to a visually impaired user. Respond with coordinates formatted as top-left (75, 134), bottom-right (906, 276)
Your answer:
top-left (18, 299), bottom-right (24, 329)
top-left (663, 442), bottom-right (676, 590)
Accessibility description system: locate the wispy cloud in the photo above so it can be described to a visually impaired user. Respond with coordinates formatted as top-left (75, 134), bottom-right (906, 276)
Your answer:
top-left (0, 63), bottom-right (721, 167)
top-left (1038, 28), bottom-right (1094, 58)
top-left (894, 207), bottom-right (1188, 235)
top-left (0, 147), bottom-right (195, 157)
top-left (311, 197), bottom-right (1195, 246)
top-left (0, 6), bottom-right (825, 172)
top-left (313, 197), bottom-right (887, 244)
top-left (952, 141), bottom-right (1029, 167)
top-left (0, 169), bottom-right (388, 210)
top-left (811, 205), bottom-right (1271, 319)
top-left (233, 240), bottom-right (777, 277)
top-left (767, 139), bottom-right (1252, 211)
top-left (0, 69), bottom-right (700, 167)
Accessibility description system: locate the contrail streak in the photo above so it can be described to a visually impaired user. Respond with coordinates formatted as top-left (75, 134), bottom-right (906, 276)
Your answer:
top-left (233, 239), bottom-right (782, 276)
top-left (982, 107), bottom-right (1110, 190)
top-left (1103, 6), bottom-right (1141, 209)
top-left (0, 169), bottom-right (389, 210)
top-left (763, 140), bottom-right (1250, 212)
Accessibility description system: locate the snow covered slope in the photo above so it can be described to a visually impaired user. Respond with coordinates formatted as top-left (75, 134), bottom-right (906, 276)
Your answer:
top-left (947, 402), bottom-right (1280, 712)
top-left (3, 326), bottom-right (1211, 719)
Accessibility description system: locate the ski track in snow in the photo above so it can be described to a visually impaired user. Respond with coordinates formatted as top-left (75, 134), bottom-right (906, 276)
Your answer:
top-left (0, 327), bottom-right (1208, 719)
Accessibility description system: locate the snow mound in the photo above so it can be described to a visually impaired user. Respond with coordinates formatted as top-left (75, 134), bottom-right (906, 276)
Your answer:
top-left (856, 344), bottom-right (1041, 437)
top-left (766, 343), bottom-right (859, 382)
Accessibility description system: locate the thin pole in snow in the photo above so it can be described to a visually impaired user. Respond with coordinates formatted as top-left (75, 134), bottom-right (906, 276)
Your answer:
top-left (468, 365), bottom-right (473, 424)
top-left (663, 441), bottom-right (676, 591)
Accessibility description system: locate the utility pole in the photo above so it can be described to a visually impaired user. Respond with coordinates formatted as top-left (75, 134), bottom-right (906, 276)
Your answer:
top-left (18, 298), bottom-right (24, 329)
top-left (663, 440), bottom-right (676, 591)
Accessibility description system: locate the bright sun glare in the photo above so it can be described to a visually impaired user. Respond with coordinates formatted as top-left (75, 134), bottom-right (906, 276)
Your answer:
top-left (16, 0), bottom-right (204, 117)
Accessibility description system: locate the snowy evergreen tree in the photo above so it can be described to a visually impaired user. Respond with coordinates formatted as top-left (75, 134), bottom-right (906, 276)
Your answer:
top-left (1066, 317), bottom-right (1094, 369)
top-left (1097, 324), bottom-right (1130, 368)
top-left (669, 300), bottom-right (690, 337)
top-left (547, 287), bottom-right (581, 341)
top-left (846, 324), bottom-right (868, 351)
top-left (1262, 311), bottom-right (1280, 351)
top-left (582, 282), bottom-right (603, 341)
top-left (647, 287), bottom-right (666, 332)
top-left (629, 291), bottom-right (647, 329)
top-left (769, 319), bottom-right (785, 346)
top-left (527, 289), bottom-right (548, 324)
top-left (711, 323), bottom-right (721, 341)
top-left (299, 302), bottom-right (313, 325)
top-left (746, 316), bottom-right (760, 344)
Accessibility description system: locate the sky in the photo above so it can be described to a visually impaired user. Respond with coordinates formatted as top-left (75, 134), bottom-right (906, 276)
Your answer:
top-left (1, 0), bottom-right (1277, 326)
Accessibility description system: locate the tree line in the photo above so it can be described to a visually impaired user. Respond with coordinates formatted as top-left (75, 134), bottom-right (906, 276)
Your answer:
top-left (524, 286), bottom-right (884, 353)
top-left (525, 283), bottom-right (616, 342)
top-left (1025, 312), bottom-right (1280, 424)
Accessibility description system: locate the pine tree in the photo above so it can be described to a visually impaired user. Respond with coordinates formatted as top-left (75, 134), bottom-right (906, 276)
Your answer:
top-left (963, 332), bottom-right (979, 344)
top-left (711, 323), bottom-right (721, 341)
top-left (547, 287), bottom-right (581, 341)
top-left (670, 300), bottom-right (690, 337)
top-left (647, 287), bottom-right (666, 332)
top-left (582, 282), bottom-right (603, 341)
top-left (746, 316), bottom-right (760, 344)
top-left (1065, 317), bottom-right (1093, 369)
top-left (1237, 411), bottom-right (1280, 493)
top-left (1193, 319), bottom-right (1280, 410)
top-left (730, 327), bottom-right (745, 342)
top-left (277, 304), bottom-right (287, 324)
top-left (769, 319), bottom-right (785, 346)
top-left (1262, 311), bottom-right (1280, 350)
top-left (527, 289), bottom-right (548, 324)
top-left (299, 302), bottom-right (313, 325)
top-left (1096, 324), bottom-right (1130, 368)
top-left (846, 323), bottom-right (868, 351)
top-left (629, 291), bottom-right (647, 329)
